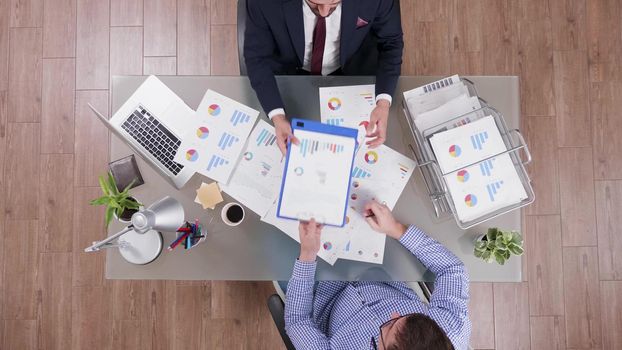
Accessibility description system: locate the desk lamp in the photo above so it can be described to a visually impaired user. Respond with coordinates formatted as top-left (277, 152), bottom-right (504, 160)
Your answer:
top-left (84, 196), bottom-right (185, 264)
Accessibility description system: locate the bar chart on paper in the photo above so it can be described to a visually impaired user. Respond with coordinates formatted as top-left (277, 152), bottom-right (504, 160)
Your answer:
top-left (298, 138), bottom-right (345, 157)
top-left (218, 132), bottom-right (239, 150)
top-left (207, 155), bottom-right (229, 171)
top-left (326, 118), bottom-right (344, 126)
top-left (230, 110), bottom-right (252, 126)
top-left (256, 128), bottom-right (277, 147)
top-left (352, 166), bottom-right (371, 179)
top-left (486, 181), bottom-right (504, 201)
top-left (471, 131), bottom-right (489, 150)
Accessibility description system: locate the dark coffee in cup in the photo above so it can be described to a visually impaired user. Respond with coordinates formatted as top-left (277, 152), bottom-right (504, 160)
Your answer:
top-left (221, 202), bottom-right (245, 226)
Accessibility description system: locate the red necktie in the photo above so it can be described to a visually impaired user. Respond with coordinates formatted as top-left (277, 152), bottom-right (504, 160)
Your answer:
top-left (311, 16), bottom-right (326, 75)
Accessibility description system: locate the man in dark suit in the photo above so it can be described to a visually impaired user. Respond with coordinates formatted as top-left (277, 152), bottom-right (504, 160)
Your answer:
top-left (244, 0), bottom-right (403, 154)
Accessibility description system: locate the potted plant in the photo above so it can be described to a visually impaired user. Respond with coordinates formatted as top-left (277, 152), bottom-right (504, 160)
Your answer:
top-left (90, 172), bottom-right (141, 227)
top-left (474, 228), bottom-right (523, 265)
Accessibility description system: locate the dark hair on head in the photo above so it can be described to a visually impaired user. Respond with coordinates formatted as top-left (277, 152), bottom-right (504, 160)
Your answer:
top-left (387, 314), bottom-right (454, 350)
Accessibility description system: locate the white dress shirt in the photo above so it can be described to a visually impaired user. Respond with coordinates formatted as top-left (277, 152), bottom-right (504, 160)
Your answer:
top-left (268, 1), bottom-right (391, 119)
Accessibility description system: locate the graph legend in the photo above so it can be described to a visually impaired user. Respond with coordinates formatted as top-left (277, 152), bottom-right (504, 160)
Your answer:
top-left (260, 162), bottom-right (272, 176)
top-left (217, 132), bottom-right (239, 150)
top-left (360, 93), bottom-right (374, 106)
top-left (207, 155), bottom-right (228, 171)
top-left (399, 163), bottom-right (410, 178)
top-left (230, 110), bottom-right (251, 126)
top-left (471, 131), bottom-right (489, 150)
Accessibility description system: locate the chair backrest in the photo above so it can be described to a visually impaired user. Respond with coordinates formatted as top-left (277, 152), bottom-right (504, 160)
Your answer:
top-left (237, 0), bottom-right (248, 75)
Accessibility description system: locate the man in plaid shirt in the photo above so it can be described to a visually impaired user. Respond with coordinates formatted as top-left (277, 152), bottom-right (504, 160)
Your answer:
top-left (284, 200), bottom-right (471, 349)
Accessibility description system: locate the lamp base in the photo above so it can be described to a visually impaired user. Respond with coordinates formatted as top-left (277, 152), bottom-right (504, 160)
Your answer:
top-left (118, 229), bottom-right (163, 265)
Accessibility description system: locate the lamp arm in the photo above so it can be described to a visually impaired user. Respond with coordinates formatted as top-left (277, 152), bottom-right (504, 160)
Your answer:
top-left (84, 225), bottom-right (134, 252)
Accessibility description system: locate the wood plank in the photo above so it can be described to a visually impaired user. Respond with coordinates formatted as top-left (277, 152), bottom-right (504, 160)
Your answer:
top-left (591, 82), bottom-right (622, 179)
top-left (112, 280), bottom-right (145, 320)
top-left (563, 246), bottom-right (602, 348)
top-left (76, 0), bottom-right (109, 90)
top-left (42, 0), bottom-right (77, 57)
top-left (515, 0), bottom-right (550, 20)
top-left (39, 154), bottom-right (74, 252)
top-left (110, 26), bottom-right (143, 77)
top-left (553, 50), bottom-right (591, 147)
top-left (0, 94), bottom-right (5, 348)
top-left (482, 0), bottom-right (518, 75)
top-left (210, 25), bottom-right (239, 75)
top-left (594, 180), bottom-right (622, 280)
top-left (72, 187), bottom-right (106, 287)
top-left (550, 0), bottom-right (587, 51)
top-left (2, 220), bottom-right (39, 319)
top-left (143, 56), bottom-right (177, 75)
top-left (36, 252), bottom-right (72, 350)
top-left (212, 281), bottom-right (258, 320)
top-left (403, 21), bottom-right (450, 76)
top-left (524, 117), bottom-right (560, 215)
top-left (450, 51), bottom-right (483, 76)
top-left (2, 320), bottom-right (37, 350)
top-left (4, 123), bottom-right (40, 219)
top-left (144, 0), bottom-right (176, 57)
top-left (138, 281), bottom-right (176, 350)
top-left (112, 320), bottom-right (141, 349)
top-left (71, 285), bottom-right (112, 350)
top-left (449, 0), bottom-right (483, 75)
top-left (530, 316), bottom-right (566, 350)
top-left (0, 0), bottom-right (9, 90)
top-left (518, 19), bottom-right (555, 116)
top-left (74, 90), bottom-right (109, 187)
top-left (586, 0), bottom-right (622, 82)
top-left (467, 283), bottom-right (495, 349)
top-left (600, 281), bottom-right (622, 350)
top-left (8, 27), bottom-right (42, 123)
top-left (412, 0), bottom-right (450, 22)
top-left (173, 285), bottom-right (210, 349)
top-left (558, 148), bottom-right (597, 246)
top-left (9, 0), bottom-right (43, 27)
top-left (493, 282), bottom-right (530, 350)
top-left (525, 215), bottom-right (565, 316)
top-left (205, 319), bottom-right (247, 350)
top-left (211, 0), bottom-right (236, 25)
top-left (41, 58), bottom-right (75, 153)
top-left (177, 0), bottom-right (210, 75)
top-left (110, 0), bottom-right (142, 26)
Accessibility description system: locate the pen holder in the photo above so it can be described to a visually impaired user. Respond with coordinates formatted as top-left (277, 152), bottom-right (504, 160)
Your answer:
top-left (168, 221), bottom-right (206, 251)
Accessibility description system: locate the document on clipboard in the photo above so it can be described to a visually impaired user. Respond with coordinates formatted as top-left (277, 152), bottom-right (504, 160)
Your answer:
top-left (277, 119), bottom-right (358, 227)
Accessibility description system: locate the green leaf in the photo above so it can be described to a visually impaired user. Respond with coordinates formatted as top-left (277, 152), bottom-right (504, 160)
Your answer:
top-left (482, 250), bottom-right (492, 263)
top-left (122, 179), bottom-right (137, 193)
top-left (503, 250), bottom-right (510, 259)
top-left (474, 240), bottom-right (486, 250)
top-left (474, 249), bottom-right (484, 258)
top-left (487, 227), bottom-right (499, 241)
top-left (511, 232), bottom-right (523, 245)
top-left (508, 244), bottom-right (524, 256)
top-left (495, 251), bottom-right (506, 265)
top-left (98, 175), bottom-right (110, 196)
top-left (90, 196), bottom-right (109, 206)
top-left (104, 206), bottom-right (114, 227)
top-left (502, 231), bottom-right (513, 242)
top-left (107, 172), bottom-right (120, 196)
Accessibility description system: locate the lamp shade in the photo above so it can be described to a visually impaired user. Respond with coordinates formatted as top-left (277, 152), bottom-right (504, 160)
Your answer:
top-left (131, 196), bottom-right (185, 233)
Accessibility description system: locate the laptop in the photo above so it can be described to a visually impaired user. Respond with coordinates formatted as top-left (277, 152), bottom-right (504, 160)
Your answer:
top-left (88, 75), bottom-right (195, 189)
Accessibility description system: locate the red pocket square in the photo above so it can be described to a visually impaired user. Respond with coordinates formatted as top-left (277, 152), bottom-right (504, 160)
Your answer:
top-left (356, 17), bottom-right (369, 28)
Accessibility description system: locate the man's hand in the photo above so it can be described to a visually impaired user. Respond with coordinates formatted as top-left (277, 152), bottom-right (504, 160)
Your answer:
top-left (272, 114), bottom-right (300, 155)
top-left (365, 99), bottom-right (390, 148)
top-left (364, 200), bottom-right (407, 240)
top-left (298, 219), bottom-right (323, 262)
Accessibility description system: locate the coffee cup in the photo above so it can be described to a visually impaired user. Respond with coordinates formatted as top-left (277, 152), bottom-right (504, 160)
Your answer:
top-left (221, 202), bottom-right (245, 226)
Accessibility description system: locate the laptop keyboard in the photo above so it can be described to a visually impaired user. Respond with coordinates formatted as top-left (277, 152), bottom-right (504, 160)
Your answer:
top-left (121, 105), bottom-right (184, 175)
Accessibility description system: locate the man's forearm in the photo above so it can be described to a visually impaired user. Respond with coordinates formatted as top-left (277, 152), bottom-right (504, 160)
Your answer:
top-left (398, 225), bottom-right (464, 275)
top-left (284, 260), bottom-right (317, 327)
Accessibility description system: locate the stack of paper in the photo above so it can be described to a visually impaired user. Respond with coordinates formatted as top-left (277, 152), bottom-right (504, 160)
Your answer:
top-left (429, 116), bottom-right (528, 222)
top-left (174, 90), bottom-right (259, 184)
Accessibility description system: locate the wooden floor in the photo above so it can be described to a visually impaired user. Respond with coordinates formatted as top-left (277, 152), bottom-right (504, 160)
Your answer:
top-left (1, 0), bottom-right (621, 349)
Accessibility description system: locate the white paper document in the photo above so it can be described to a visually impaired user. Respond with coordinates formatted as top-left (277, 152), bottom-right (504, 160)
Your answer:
top-left (278, 129), bottom-right (357, 226)
top-left (173, 90), bottom-right (259, 184)
top-left (319, 84), bottom-right (375, 146)
top-left (429, 116), bottom-right (506, 174)
top-left (219, 120), bottom-right (284, 217)
top-left (443, 154), bottom-right (528, 222)
top-left (412, 94), bottom-right (482, 133)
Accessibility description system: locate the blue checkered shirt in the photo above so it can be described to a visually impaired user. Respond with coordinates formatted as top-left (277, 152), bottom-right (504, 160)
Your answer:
top-left (284, 225), bottom-right (471, 350)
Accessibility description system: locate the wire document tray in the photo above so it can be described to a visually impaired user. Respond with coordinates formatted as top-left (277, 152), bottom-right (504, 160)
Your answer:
top-left (403, 78), bottom-right (534, 229)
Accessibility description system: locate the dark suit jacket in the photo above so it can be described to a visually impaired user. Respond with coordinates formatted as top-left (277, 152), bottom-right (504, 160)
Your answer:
top-left (244, 0), bottom-right (404, 114)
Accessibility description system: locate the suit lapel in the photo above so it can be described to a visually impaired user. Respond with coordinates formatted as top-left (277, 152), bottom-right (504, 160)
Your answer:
top-left (283, 0), bottom-right (305, 65)
top-left (340, 0), bottom-right (358, 67)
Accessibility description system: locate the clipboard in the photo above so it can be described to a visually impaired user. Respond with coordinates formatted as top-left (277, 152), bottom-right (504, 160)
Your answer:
top-left (277, 118), bottom-right (358, 227)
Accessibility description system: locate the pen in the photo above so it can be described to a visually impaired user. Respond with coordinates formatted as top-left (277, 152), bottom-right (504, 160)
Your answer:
top-left (168, 232), bottom-right (190, 251)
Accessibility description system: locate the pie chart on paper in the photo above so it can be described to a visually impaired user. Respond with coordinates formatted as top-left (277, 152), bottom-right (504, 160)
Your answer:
top-left (185, 149), bottom-right (199, 162)
top-left (457, 169), bottom-right (469, 183)
top-left (449, 144), bottom-right (462, 158)
top-left (464, 194), bottom-right (477, 207)
top-left (196, 126), bottom-right (210, 139)
top-left (208, 104), bottom-right (221, 116)
top-left (328, 97), bottom-right (342, 111)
